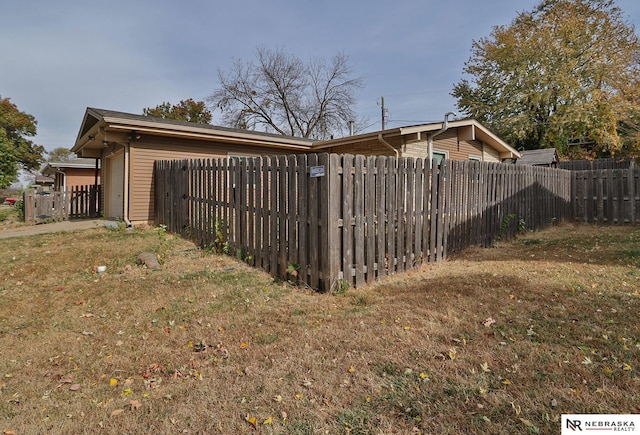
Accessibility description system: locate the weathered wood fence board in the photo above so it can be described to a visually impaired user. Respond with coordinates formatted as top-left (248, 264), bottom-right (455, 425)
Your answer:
top-left (23, 185), bottom-right (101, 224)
top-left (156, 154), bottom-right (581, 291)
top-left (572, 163), bottom-right (639, 224)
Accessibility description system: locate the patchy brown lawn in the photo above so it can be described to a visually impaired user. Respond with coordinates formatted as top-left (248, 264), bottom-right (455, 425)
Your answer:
top-left (0, 223), bottom-right (638, 434)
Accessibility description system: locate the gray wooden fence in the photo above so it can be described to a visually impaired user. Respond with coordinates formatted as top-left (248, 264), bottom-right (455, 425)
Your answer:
top-left (572, 162), bottom-right (639, 224)
top-left (155, 154), bottom-right (573, 291)
top-left (23, 185), bottom-right (101, 224)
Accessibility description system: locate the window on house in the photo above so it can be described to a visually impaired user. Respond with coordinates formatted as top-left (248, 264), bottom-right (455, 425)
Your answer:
top-left (469, 155), bottom-right (481, 162)
top-left (432, 151), bottom-right (447, 165)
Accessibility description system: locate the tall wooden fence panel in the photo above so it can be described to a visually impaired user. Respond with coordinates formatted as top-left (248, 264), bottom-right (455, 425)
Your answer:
top-left (572, 163), bottom-right (639, 224)
top-left (559, 158), bottom-right (635, 171)
top-left (155, 155), bottom-right (334, 291)
top-left (155, 154), bottom-right (574, 291)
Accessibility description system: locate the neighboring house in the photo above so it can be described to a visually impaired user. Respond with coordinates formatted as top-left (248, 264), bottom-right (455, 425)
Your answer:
top-left (313, 118), bottom-right (520, 164)
top-left (515, 148), bottom-right (559, 167)
top-left (33, 175), bottom-right (55, 191)
top-left (41, 159), bottom-right (101, 191)
top-left (71, 107), bottom-right (520, 225)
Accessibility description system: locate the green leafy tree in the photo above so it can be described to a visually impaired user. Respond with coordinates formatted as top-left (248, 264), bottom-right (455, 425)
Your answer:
top-left (0, 97), bottom-right (45, 188)
top-left (452, 0), bottom-right (640, 158)
top-left (143, 99), bottom-right (212, 124)
top-left (208, 47), bottom-right (364, 140)
top-left (46, 147), bottom-right (75, 162)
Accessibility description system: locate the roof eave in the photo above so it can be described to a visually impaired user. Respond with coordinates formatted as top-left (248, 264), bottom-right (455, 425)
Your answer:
top-left (73, 109), bottom-right (314, 153)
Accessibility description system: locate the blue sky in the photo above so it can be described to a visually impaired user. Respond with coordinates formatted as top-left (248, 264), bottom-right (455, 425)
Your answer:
top-left (1, 0), bottom-right (639, 153)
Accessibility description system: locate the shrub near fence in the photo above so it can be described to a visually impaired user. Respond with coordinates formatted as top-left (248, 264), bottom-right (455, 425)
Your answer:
top-left (155, 154), bottom-right (573, 291)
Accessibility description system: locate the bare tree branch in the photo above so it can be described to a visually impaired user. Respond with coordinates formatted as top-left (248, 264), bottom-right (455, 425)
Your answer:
top-left (208, 48), bottom-right (364, 139)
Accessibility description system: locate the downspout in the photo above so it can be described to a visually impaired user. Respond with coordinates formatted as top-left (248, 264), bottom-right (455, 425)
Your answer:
top-left (377, 133), bottom-right (399, 166)
top-left (123, 142), bottom-right (132, 227)
top-left (428, 111), bottom-right (457, 167)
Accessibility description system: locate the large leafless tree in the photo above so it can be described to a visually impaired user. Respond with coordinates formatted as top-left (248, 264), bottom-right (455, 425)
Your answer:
top-left (208, 48), bottom-right (364, 140)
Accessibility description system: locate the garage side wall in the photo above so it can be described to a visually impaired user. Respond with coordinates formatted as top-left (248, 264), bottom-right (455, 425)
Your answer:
top-left (129, 136), bottom-right (304, 224)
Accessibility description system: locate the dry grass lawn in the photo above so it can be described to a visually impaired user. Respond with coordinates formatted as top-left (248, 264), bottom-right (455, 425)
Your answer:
top-left (0, 223), bottom-right (638, 434)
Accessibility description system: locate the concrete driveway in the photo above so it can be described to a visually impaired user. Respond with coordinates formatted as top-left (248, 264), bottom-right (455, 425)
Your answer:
top-left (0, 219), bottom-right (107, 239)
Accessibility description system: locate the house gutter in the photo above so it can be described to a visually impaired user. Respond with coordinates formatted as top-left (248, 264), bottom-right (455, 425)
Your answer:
top-left (377, 133), bottom-right (399, 165)
top-left (428, 112), bottom-right (456, 167)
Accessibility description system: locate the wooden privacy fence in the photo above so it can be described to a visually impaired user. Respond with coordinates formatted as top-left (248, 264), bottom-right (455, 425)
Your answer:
top-left (23, 185), bottom-right (101, 224)
top-left (155, 154), bottom-right (572, 291)
top-left (572, 162), bottom-right (640, 224)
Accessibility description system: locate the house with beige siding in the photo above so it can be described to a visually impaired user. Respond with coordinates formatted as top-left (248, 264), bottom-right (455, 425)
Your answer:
top-left (71, 108), bottom-right (313, 224)
top-left (71, 107), bottom-right (519, 226)
top-left (313, 118), bottom-right (520, 164)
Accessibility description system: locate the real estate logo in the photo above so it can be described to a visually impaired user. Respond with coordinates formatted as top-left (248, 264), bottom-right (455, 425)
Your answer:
top-left (562, 414), bottom-right (638, 434)
top-left (565, 418), bottom-right (582, 431)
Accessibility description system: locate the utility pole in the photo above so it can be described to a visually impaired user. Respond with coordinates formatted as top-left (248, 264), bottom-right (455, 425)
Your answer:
top-left (381, 96), bottom-right (386, 130)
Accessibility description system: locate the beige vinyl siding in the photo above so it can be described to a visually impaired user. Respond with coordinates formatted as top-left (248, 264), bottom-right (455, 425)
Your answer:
top-left (401, 138), bottom-right (428, 159)
top-left (128, 136), bottom-right (301, 223)
top-left (482, 145), bottom-right (500, 162)
top-left (401, 130), bottom-right (503, 162)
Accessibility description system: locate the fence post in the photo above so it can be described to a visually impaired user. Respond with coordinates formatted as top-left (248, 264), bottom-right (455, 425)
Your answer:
top-left (22, 191), bottom-right (33, 223)
top-left (630, 160), bottom-right (636, 224)
top-left (323, 153), bottom-right (341, 292)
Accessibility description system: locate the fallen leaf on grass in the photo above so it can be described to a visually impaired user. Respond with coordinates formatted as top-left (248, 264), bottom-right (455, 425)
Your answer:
top-left (240, 342), bottom-right (249, 348)
top-left (480, 362), bottom-right (491, 373)
top-left (623, 363), bottom-right (633, 371)
top-left (69, 384), bottom-right (81, 391)
top-left (109, 378), bottom-right (118, 387)
top-left (129, 399), bottom-right (142, 410)
top-left (245, 415), bottom-right (258, 428)
top-left (263, 416), bottom-right (273, 425)
top-left (110, 409), bottom-right (124, 417)
top-left (483, 317), bottom-right (496, 327)
top-left (502, 379), bottom-right (511, 385)
top-left (520, 418), bottom-right (535, 427)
